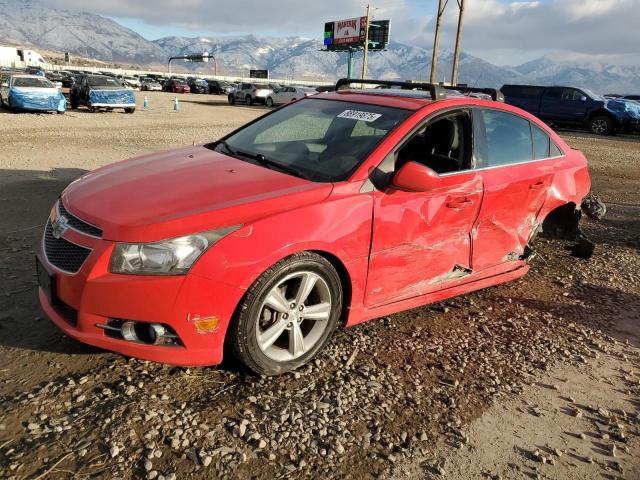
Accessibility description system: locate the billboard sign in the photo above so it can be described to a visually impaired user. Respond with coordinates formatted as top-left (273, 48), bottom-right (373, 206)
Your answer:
top-left (324, 18), bottom-right (390, 51)
top-left (250, 69), bottom-right (269, 79)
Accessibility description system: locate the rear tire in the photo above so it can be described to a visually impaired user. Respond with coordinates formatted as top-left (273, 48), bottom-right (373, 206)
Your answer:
top-left (589, 115), bottom-right (613, 135)
top-left (266, 97), bottom-right (274, 107)
top-left (124, 107), bottom-right (135, 114)
top-left (228, 252), bottom-right (342, 376)
top-left (228, 94), bottom-right (235, 105)
top-left (246, 95), bottom-right (253, 105)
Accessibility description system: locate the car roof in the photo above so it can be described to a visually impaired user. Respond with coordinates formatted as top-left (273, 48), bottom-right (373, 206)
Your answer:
top-left (317, 89), bottom-right (482, 111)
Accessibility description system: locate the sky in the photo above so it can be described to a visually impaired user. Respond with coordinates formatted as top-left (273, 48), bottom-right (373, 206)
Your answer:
top-left (40, 0), bottom-right (640, 66)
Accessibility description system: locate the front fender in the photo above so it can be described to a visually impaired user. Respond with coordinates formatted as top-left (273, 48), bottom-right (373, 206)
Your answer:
top-left (190, 190), bottom-right (373, 315)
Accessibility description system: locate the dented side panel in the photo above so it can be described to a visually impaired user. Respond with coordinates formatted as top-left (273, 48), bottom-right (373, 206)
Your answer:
top-left (366, 172), bottom-right (483, 307)
top-left (472, 158), bottom-right (555, 270)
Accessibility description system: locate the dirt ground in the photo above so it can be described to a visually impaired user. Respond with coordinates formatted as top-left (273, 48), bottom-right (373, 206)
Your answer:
top-left (0, 92), bottom-right (639, 479)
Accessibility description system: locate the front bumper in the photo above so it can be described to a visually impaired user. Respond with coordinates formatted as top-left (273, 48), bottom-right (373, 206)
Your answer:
top-left (37, 221), bottom-right (245, 366)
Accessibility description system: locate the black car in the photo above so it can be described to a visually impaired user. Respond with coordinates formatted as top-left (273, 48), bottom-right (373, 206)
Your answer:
top-left (208, 80), bottom-right (233, 95)
top-left (70, 74), bottom-right (136, 113)
top-left (501, 84), bottom-right (640, 135)
top-left (188, 78), bottom-right (209, 94)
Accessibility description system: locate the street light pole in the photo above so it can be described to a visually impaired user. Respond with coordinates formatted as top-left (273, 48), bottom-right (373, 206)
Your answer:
top-left (430, 0), bottom-right (446, 83)
top-left (360, 3), bottom-right (371, 85)
top-left (450, 0), bottom-right (466, 86)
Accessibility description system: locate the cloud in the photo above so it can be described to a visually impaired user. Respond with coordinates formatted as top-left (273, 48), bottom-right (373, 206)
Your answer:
top-left (40, 0), bottom-right (367, 35)
top-left (39, 0), bottom-right (640, 65)
top-left (402, 0), bottom-right (640, 64)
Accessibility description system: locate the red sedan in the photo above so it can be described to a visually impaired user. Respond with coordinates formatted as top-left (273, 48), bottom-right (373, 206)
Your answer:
top-left (37, 79), bottom-right (594, 375)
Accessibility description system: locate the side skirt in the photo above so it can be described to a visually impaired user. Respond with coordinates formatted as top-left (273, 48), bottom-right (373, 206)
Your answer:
top-left (347, 263), bottom-right (529, 327)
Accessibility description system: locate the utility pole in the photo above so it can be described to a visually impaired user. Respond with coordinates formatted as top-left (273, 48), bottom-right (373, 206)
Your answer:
top-left (347, 47), bottom-right (354, 79)
top-left (360, 3), bottom-right (371, 86)
top-left (450, 0), bottom-right (465, 86)
top-left (430, 0), bottom-right (446, 83)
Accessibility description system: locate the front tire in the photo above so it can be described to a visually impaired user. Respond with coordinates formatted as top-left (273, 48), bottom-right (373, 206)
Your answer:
top-left (228, 252), bottom-right (342, 376)
top-left (266, 97), bottom-right (274, 107)
top-left (228, 94), bottom-right (235, 105)
top-left (589, 115), bottom-right (613, 135)
top-left (246, 95), bottom-right (253, 105)
top-left (124, 107), bottom-right (135, 114)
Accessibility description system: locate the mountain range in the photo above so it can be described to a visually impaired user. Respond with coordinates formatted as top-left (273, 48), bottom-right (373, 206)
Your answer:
top-left (0, 0), bottom-right (638, 92)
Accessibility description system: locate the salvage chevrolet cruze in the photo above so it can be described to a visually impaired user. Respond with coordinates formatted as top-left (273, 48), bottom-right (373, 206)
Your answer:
top-left (37, 79), bottom-right (593, 375)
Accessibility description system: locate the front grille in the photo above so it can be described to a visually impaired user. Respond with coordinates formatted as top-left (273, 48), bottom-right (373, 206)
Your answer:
top-left (44, 221), bottom-right (92, 273)
top-left (58, 201), bottom-right (103, 238)
top-left (52, 297), bottom-right (78, 327)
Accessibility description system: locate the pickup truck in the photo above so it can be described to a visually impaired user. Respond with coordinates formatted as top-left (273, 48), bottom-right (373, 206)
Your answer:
top-left (501, 84), bottom-right (640, 135)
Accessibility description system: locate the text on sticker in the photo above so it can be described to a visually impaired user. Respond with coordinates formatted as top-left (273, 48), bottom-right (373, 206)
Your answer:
top-left (337, 110), bottom-right (382, 122)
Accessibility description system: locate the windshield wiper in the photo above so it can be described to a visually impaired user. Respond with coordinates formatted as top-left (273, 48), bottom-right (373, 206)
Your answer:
top-left (236, 150), bottom-right (309, 180)
top-left (216, 140), bottom-right (238, 157)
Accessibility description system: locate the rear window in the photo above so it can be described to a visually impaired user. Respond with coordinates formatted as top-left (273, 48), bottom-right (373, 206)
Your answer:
top-left (87, 76), bottom-right (121, 87)
top-left (502, 85), bottom-right (544, 98)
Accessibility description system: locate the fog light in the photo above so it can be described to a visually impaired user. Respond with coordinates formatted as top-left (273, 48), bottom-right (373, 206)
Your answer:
top-left (121, 321), bottom-right (138, 342)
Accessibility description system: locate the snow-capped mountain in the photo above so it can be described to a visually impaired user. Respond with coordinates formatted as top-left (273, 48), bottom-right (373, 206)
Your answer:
top-left (0, 0), bottom-right (166, 64)
top-left (0, 0), bottom-right (638, 92)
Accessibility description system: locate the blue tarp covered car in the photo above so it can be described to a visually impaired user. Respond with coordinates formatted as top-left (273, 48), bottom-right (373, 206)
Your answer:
top-left (70, 74), bottom-right (136, 113)
top-left (0, 75), bottom-right (66, 113)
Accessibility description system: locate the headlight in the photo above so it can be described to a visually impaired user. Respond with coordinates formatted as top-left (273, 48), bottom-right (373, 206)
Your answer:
top-left (109, 226), bottom-right (240, 275)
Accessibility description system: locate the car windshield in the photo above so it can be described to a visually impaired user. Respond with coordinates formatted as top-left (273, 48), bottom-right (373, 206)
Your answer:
top-left (208, 98), bottom-right (411, 182)
top-left (173, 78), bottom-right (186, 84)
top-left (88, 76), bottom-right (122, 87)
top-left (13, 77), bottom-right (53, 88)
top-left (195, 79), bottom-right (208, 86)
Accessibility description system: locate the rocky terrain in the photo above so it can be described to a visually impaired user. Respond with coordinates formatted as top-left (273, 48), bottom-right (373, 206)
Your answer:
top-left (0, 93), bottom-right (638, 479)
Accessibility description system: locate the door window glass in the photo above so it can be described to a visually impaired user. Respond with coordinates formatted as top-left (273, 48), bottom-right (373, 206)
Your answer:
top-left (481, 110), bottom-right (533, 166)
top-left (531, 123), bottom-right (551, 159)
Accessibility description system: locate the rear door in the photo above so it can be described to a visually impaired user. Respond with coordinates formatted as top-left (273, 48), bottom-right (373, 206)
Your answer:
top-left (471, 108), bottom-right (555, 270)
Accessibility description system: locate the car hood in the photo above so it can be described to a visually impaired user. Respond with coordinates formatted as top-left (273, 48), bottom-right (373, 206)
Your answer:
top-left (62, 146), bottom-right (333, 242)
top-left (604, 98), bottom-right (640, 118)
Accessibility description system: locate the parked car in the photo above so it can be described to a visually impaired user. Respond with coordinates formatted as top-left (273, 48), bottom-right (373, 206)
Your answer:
top-left (25, 66), bottom-right (45, 77)
top-left (188, 78), bottom-right (209, 94)
top-left (37, 78), bottom-right (598, 375)
top-left (265, 86), bottom-right (317, 107)
top-left (501, 84), bottom-right (640, 135)
top-left (228, 83), bottom-right (273, 105)
top-left (57, 71), bottom-right (76, 89)
top-left (207, 80), bottom-right (233, 95)
top-left (116, 75), bottom-right (141, 90)
top-left (163, 78), bottom-right (190, 94)
top-left (70, 74), bottom-right (136, 113)
top-left (0, 74), bottom-right (66, 113)
top-left (140, 77), bottom-right (162, 91)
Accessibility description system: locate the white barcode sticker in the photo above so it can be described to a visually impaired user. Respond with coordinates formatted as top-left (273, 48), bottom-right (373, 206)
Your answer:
top-left (337, 110), bottom-right (382, 122)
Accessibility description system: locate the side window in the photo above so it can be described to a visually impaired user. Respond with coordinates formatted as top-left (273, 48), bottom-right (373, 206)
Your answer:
top-left (396, 110), bottom-right (472, 175)
top-left (481, 110), bottom-right (532, 166)
top-left (562, 88), bottom-right (583, 101)
top-left (550, 142), bottom-right (563, 157)
top-left (531, 123), bottom-right (551, 159)
top-left (544, 88), bottom-right (562, 100)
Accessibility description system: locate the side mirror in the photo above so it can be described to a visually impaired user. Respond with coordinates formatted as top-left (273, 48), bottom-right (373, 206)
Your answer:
top-left (580, 96), bottom-right (587, 102)
top-left (392, 161), bottom-right (442, 192)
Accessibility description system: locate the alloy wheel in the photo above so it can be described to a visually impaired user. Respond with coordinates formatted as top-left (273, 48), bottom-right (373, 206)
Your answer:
top-left (256, 271), bottom-right (332, 362)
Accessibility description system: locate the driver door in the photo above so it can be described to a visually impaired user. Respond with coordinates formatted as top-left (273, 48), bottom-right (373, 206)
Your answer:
top-left (365, 110), bottom-right (482, 307)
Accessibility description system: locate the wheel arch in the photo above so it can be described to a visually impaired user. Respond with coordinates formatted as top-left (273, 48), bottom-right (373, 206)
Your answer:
top-left (309, 249), bottom-right (353, 326)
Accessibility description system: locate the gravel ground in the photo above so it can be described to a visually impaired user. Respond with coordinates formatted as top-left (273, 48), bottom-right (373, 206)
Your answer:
top-left (0, 92), bottom-right (638, 479)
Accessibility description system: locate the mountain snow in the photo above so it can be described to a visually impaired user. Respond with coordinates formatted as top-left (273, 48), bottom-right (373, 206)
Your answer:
top-left (0, 0), bottom-right (637, 92)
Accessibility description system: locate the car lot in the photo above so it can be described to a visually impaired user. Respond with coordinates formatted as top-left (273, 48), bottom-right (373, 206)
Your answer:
top-left (0, 91), bottom-right (639, 479)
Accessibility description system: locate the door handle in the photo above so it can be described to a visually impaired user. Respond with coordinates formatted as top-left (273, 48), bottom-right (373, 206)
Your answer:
top-left (529, 181), bottom-right (545, 190)
top-left (446, 198), bottom-right (473, 209)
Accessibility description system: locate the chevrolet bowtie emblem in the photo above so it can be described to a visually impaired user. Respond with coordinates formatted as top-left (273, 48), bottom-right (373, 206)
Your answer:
top-left (52, 214), bottom-right (70, 239)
